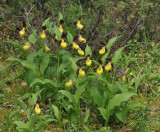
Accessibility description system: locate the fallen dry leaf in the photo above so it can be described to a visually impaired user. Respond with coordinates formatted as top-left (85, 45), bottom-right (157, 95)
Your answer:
top-left (21, 82), bottom-right (27, 86)
top-left (5, 87), bottom-right (11, 93)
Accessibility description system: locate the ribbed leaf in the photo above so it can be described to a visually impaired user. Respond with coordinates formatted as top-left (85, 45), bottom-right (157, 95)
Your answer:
top-left (52, 105), bottom-right (60, 121)
top-left (85, 45), bottom-right (92, 57)
top-left (42, 17), bottom-right (51, 27)
top-left (14, 98), bottom-right (27, 111)
top-left (67, 31), bottom-right (73, 44)
top-left (57, 13), bottom-right (63, 22)
top-left (59, 90), bottom-right (74, 103)
top-left (109, 92), bottom-right (136, 110)
top-left (111, 46), bottom-right (125, 65)
top-left (28, 30), bottom-right (37, 44)
top-left (30, 78), bottom-right (60, 88)
top-left (7, 56), bottom-right (39, 76)
top-left (84, 109), bottom-right (90, 123)
top-left (54, 25), bottom-right (62, 40)
top-left (101, 52), bottom-right (109, 64)
top-left (98, 107), bottom-right (108, 122)
top-left (40, 54), bottom-right (50, 75)
top-left (69, 57), bottom-right (84, 71)
top-left (74, 85), bottom-right (85, 104)
top-left (29, 94), bottom-right (37, 105)
top-left (106, 36), bottom-right (118, 52)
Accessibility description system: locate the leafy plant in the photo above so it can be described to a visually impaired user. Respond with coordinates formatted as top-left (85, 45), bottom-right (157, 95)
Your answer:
top-left (6, 13), bottom-right (146, 131)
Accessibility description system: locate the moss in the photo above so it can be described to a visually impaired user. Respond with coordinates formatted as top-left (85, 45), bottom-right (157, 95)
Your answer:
top-left (0, 108), bottom-right (11, 122)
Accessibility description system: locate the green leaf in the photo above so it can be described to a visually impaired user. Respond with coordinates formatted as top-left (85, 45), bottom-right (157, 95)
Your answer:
top-left (26, 21), bottom-right (30, 29)
top-left (98, 107), bottom-right (108, 122)
top-left (43, 79), bottom-right (59, 87)
top-left (115, 110), bottom-right (125, 123)
top-left (62, 119), bottom-right (69, 124)
top-left (69, 57), bottom-right (78, 71)
top-left (74, 84), bottom-right (85, 104)
top-left (101, 52), bottom-right (109, 64)
top-left (84, 109), bottom-right (90, 123)
top-left (115, 82), bottom-right (129, 93)
top-left (14, 98), bottom-right (27, 111)
top-left (83, 125), bottom-right (91, 132)
top-left (116, 102), bottom-right (145, 123)
top-left (40, 54), bottom-right (50, 75)
top-left (109, 92), bottom-right (136, 110)
top-left (85, 45), bottom-right (92, 57)
top-left (57, 13), bottom-right (63, 22)
top-left (36, 118), bottom-right (56, 130)
top-left (27, 51), bottom-right (37, 63)
top-left (29, 94), bottom-right (37, 105)
top-left (134, 74), bottom-right (146, 91)
top-left (91, 73), bottom-right (110, 87)
top-left (111, 46), bottom-right (125, 65)
top-left (22, 93), bottom-right (31, 100)
top-left (69, 56), bottom-right (84, 71)
top-left (48, 28), bottom-right (55, 35)
top-left (67, 31), bottom-right (73, 44)
top-left (30, 78), bottom-right (60, 88)
top-left (127, 102), bottom-right (146, 111)
top-left (90, 82), bottom-right (105, 107)
top-left (92, 60), bottom-right (99, 65)
top-left (33, 115), bottom-right (51, 123)
top-left (13, 121), bottom-right (29, 129)
top-left (20, 69), bottom-right (37, 86)
top-left (66, 27), bottom-right (76, 37)
top-left (30, 78), bottom-right (45, 86)
top-left (28, 30), bottom-right (37, 44)
top-left (106, 36), bottom-right (118, 52)
top-left (59, 90), bottom-right (75, 103)
top-left (52, 105), bottom-right (60, 121)
top-left (57, 63), bottom-right (66, 76)
top-left (42, 17), bottom-right (51, 27)
top-left (7, 56), bottom-right (39, 76)
top-left (54, 25), bottom-right (62, 40)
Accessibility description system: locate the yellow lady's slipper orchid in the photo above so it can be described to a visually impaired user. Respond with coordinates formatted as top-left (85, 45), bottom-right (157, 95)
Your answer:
top-left (99, 47), bottom-right (105, 55)
top-left (59, 25), bottom-right (63, 33)
top-left (86, 57), bottom-right (92, 66)
top-left (23, 42), bottom-right (30, 50)
top-left (78, 35), bottom-right (86, 43)
top-left (55, 35), bottom-right (58, 40)
top-left (79, 68), bottom-right (85, 76)
top-left (19, 28), bottom-right (25, 36)
top-left (77, 21), bottom-right (83, 30)
top-left (41, 31), bottom-right (46, 39)
top-left (105, 62), bottom-right (112, 71)
top-left (72, 42), bottom-right (79, 49)
top-left (45, 46), bottom-right (50, 52)
top-left (66, 80), bottom-right (73, 87)
top-left (35, 104), bottom-right (41, 115)
top-left (97, 65), bottom-right (103, 75)
top-left (61, 39), bottom-right (67, 48)
top-left (77, 48), bottom-right (84, 56)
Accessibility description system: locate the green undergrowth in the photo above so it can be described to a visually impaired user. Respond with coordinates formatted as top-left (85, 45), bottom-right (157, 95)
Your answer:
top-left (0, 48), bottom-right (160, 131)
top-left (0, 55), bottom-right (30, 129)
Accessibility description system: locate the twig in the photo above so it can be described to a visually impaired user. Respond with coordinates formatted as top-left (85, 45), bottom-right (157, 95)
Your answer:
top-left (23, 5), bottom-right (35, 31)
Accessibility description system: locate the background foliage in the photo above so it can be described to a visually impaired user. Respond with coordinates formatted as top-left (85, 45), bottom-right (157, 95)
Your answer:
top-left (1, 0), bottom-right (160, 51)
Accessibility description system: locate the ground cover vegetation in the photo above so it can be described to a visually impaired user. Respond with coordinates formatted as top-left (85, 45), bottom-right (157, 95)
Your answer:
top-left (0, 0), bottom-right (160, 131)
